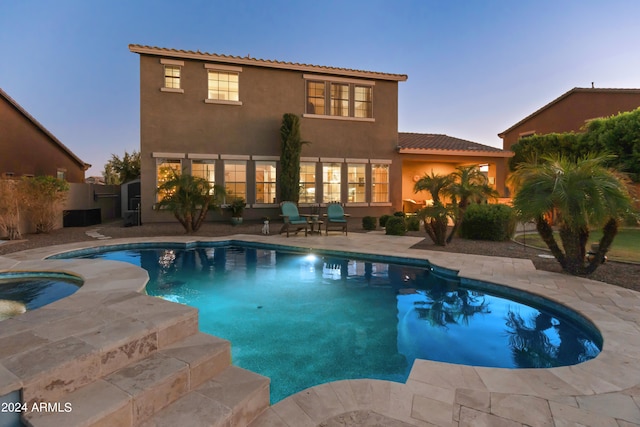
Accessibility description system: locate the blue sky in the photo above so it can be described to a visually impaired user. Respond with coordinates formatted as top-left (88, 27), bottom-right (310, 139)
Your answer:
top-left (2, 0), bottom-right (639, 177)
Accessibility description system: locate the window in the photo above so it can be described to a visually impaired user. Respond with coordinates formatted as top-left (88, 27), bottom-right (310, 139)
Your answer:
top-left (354, 86), bottom-right (373, 118)
top-left (208, 71), bottom-right (239, 101)
top-left (157, 159), bottom-right (182, 201)
top-left (330, 83), bottom-right (349, 117)
top-left (56, 169), bottom-right (66, 181)
top-left (371, 164), bottom-right (389, 203)
top-left (307, 81), bottom-right (325, 115)
top-left (224, 160), bottom-right (246, 201)
top-left (323, 163), bottom-right (341, 203)
top-left (164, 65), bottom-right (181, 89)
top-left (347, 164), bottom-right (366, 203)
top-left (304, 75), bottom-right (374, 120)
top-left (299, 162), bottom-right (316, 203)
top-left (192, 160), bottom-right (215, 194)
top-left (255, 161), bottom-right (277, 204)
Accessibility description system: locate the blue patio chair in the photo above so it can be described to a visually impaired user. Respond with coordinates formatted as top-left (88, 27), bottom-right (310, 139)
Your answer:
top-left (279, 201), bottom-right (308, 237)
top-left (325, 202), bottom-right (349, 235)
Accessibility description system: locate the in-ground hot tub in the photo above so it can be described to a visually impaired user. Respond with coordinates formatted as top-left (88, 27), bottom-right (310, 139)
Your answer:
top-left (0, 272), bottom-right (83, 321)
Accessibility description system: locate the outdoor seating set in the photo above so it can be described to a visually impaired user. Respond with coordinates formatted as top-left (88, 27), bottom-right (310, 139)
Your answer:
top-left (279, 201), bottom-right (349, 237)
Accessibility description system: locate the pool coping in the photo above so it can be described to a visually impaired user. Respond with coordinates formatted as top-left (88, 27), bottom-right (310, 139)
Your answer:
top-left (1, 233), bottom-right (640, 426)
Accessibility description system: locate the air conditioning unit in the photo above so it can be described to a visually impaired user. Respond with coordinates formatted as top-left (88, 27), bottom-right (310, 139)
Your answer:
top-left (123, 210), bottom-right (141, 227)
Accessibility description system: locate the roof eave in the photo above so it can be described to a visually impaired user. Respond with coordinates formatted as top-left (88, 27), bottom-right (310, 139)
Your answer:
top-left (398, 148), bottom-right (514, 157)
top-left (128, 44), bottom-right (408, 82)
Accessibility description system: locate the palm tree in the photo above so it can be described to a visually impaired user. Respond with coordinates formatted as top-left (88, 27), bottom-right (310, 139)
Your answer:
top-left (509, 154), bottom-right (635, 275)
top-left (155, 170), bottom-right (225, 233)
top-left (446, 165), bottom-right (498, 243)
top-left (414, 172), bottom-right (455, 246)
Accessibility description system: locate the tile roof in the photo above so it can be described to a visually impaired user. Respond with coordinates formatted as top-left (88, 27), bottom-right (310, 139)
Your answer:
top-left (498, 87), bottom-right (640, 136)
top-left (398, 132), bottom-right (506, 153)
top-left (0, 88), bottom-right (90, 170)
top-left (129, 44), bottom-right (408, 82)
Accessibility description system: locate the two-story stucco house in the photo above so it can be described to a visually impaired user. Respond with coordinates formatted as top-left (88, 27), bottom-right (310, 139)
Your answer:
top-left (130, 45), bottom-right (512, 223)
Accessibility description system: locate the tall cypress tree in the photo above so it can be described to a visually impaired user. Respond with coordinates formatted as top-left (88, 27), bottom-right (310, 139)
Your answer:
top-left (279, 113), bottom-right (308, 203)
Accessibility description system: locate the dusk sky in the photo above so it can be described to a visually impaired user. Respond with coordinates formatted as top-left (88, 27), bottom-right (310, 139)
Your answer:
top-left (2, 0), bottom-right (639, 177)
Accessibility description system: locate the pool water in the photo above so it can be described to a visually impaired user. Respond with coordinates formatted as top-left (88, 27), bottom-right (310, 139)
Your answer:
top-left (74, 245), bottom-right (601, 403)
top-left (0, 273), bottom-right (82, 321)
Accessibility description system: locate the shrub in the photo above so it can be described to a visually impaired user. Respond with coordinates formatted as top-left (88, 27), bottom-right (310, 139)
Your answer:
top-left (379, 214), bottom-right (392, 228)
top-left (385, 216), bottom-right (407, 235)
top-left (393, 211), bottom-right (406, 217)
top-left (20, 176), bottom-right (69, 233)
top-left (0, 179), bottom-right (22, 240)
top-left (459, 203), bottom-right (515, 241)
top-left (406, 215), bottom-right (420, 231)
top-left (362, 216), bottom-right (377, 230)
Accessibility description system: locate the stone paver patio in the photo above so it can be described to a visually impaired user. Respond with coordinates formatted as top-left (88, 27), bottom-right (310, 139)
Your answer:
top-left (1, 232), bottom-right (640, 426)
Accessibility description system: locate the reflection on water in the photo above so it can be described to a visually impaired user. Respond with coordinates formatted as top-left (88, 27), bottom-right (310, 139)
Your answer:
top-left (76, 245), bottom-right (602, 401)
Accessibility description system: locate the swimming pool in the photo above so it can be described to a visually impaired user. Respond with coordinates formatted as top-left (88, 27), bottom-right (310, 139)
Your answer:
top-left (61, 243), bottom-right (602, 403)
top-left (0, 272), bottom-right (82, 321)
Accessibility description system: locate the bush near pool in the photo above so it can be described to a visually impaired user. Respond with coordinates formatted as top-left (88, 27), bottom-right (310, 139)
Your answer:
top-left (460, 203), bottom-right (516, 241)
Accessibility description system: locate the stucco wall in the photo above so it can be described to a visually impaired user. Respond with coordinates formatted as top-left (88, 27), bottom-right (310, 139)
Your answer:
top-left (0, 97), bottom-right (86, 183)
top-left (137, 54), bottom-right (402, 222)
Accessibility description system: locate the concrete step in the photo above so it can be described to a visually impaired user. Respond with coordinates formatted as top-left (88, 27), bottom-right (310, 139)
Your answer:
top-left (144, 366), bottom-right (270, 427)
top-left (159, 332), bottom-right (232, 390)
top-left (22, 379), bottom-right (132, 427)
top-left (2, 293), bottom-right (199, 406)
top-left (22, 333), bottom-right (233, 427)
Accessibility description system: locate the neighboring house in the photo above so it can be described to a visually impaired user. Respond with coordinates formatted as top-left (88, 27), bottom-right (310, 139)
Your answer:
top-left (129, 45), bottom-right (511, 223)
top-left (0, 88), bottom-right (90, 182)
top-left (499, 87), bottom-right (640, 151)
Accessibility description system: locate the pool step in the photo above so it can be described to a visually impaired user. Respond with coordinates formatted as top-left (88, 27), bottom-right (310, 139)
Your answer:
top-left (22, 333), bottom-right (235, 427)
top-left (5, 293), bottom-right (199, 407)
top-left (141, 366), bottom-right (270, 427)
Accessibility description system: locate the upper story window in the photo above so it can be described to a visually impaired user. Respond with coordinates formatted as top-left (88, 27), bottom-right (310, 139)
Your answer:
top-left (330, 83), bottom-right (349, 117)
top-left (208, 71), bottom-right (239, 101)
top-left (164, 66), bottom-right (180, 89)
top-left (204, 64), bottom-right (243, 105)
top-left (160, 59), bottom-right (184, 93)
top-left (354, 86), bottom-right (373, 118)
top-left (304, 74), bottom-right (374, 121)
top-left (307, 81), bottom-right (325, 115)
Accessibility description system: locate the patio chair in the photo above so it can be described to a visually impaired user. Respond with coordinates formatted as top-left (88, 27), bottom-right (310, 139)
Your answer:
top-left (279, 201), bottom-right (308, 237)
top-left (325, 202), bottom-right (349, 235)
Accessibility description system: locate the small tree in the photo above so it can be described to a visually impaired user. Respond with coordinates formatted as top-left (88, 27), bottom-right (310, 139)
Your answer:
top-left (414, 171), bottom-right (454, 246)
top-left (156, 170), bottom-right (225, 233)
top-left (103, 150), bottom-right (141, 184)
top-left (0, 179), bottom-right (22, 240)
top-left (446, 165), bottom-right (498, 243)
top-left (510, 154), bottom-right (635, 275)
top-left (280, 113), bottom-right (308, 203)
top-left (20, 176), bottom-right (69, 233)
